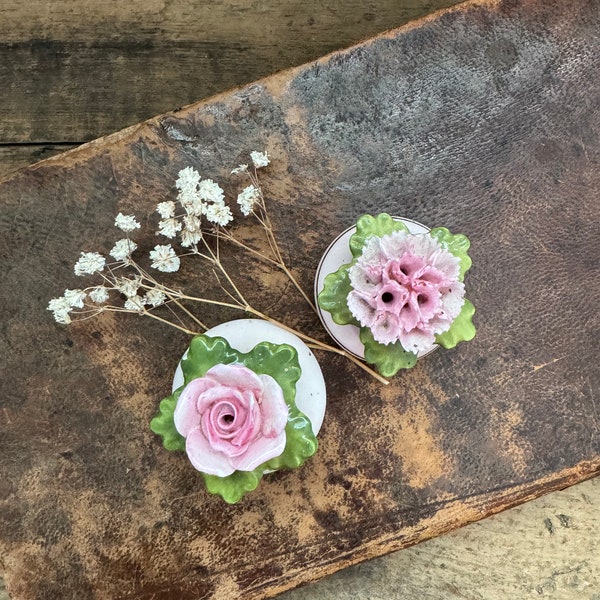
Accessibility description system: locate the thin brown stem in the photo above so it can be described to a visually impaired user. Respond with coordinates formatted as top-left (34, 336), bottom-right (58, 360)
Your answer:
top-left (243, 306), bottom-right (389, 385)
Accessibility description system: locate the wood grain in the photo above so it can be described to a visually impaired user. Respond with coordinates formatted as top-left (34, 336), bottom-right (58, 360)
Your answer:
top-left (280, 476), bottom-right (600, 600)
top-left (0, 0), bottom-right (599, 599)
top-left (0, 145), bottom-right (77, 178)
top-left (0, 0), bottom-right (461, 143)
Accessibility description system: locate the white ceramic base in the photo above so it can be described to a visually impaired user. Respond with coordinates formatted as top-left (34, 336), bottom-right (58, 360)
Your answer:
top-left (172, 319), bottom-right (326, 437)
top-left (314, 216), bottom-right (438, 360)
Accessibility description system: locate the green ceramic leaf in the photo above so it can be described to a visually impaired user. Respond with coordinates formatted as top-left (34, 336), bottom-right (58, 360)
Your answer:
top-left (150, 390), bottom-right (186, 452)
top-left (429, 227), bottom-right (472, 280)
top-left (203, 468), bottom-right (263, 504)
top-left (150, 334), bottom-right (318, 503)
top-left (181, 335), bottom-right (239, 381)
top-left (360, 328), bottom-right (418, 377)
top-left (435, 299), bottom-right (476, 349)
top-left (349, 213), bottom-right (408, 258)
top-left (317, 263), bottom-right (358, 326)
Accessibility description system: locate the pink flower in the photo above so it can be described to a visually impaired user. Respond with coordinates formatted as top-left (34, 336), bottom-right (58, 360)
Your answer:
top-left (174, 364), bottom-right (289, 477)
top-left (347, 231), bottom-right (465, 352)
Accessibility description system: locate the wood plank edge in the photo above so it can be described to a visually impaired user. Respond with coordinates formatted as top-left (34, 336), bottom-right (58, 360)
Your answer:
top-left (246, 459), bottom-right (600, 599)
top-left (0, 0), bottom-right (479, 185)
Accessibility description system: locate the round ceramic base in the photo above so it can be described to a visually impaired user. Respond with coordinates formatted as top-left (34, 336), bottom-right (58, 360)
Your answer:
top-left (172, 319), bottom-right (327, 437)
top-left (314, 216), bottom-right (438, 360)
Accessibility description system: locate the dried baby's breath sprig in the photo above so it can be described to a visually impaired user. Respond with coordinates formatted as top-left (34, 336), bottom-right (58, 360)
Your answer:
top-left (48, 152), bottom-right (388, 384)
top-left (115, 213), bottom-right (141, 232)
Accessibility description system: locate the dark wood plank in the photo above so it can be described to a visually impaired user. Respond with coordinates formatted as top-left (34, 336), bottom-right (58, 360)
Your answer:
top-left (0, 145), bottom-right (78, 178)
top-left (0, 0), bottom-right (461, 144)
top-left (0, 1), bottom-right (598, 599)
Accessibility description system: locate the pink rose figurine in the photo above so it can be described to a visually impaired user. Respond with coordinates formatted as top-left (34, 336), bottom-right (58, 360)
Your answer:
top-left (347, 230), bottom-right (465, 352)
top-left (174, 363), bottom-right (289, 477)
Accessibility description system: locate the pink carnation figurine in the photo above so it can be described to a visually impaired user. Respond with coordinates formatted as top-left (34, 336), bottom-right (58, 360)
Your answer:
top-left (347, 230), bottom-right (465, 352)
top-left (174, 363), bottom-right (289, 477)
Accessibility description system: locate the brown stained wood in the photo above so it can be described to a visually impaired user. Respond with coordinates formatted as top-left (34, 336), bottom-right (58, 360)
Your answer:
top-left (0, 0), bottom-right (599, 599)
top-left (0, 0), bottom-right (461, 144)
top-left (0, 145), bottom-right (79, 178)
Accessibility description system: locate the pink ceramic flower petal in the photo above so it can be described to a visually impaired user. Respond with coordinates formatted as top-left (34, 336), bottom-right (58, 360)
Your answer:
top-left (257, 374), bottom-right (288, 437)
top-left (400, 327), bottom-right (436, 353)
top-left (186, 426), bottom-right (235, 477)
top-left (398, 297), bottom-right (420, 331)
top-left (347, 291), bottom-right (377, 328)
top-left (204, 363), bottom-right (263, 395)
top-left (431, 249), bottom-right (461, 280)
top-left (379, 230), bottom-right (410, 261)
top-left (440, 281), bottom-right (465, 320)
top-left (375, 281), bottom-right (408, 312)
top-left (174, 377), bottom-right (216, 436)
top-left (230, 429), bottom-right (287, 472)
top-left (229, 395), bottom-right (261, 448)
top-left (371, 312), bottom-right (402, 345)
top-left (411, 283), bottom-right (442, 321)
top-left (200, 394), bottom-right (259, 456)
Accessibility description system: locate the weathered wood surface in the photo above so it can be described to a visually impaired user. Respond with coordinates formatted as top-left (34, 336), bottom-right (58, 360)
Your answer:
top-left (280, 476), bottom-right (600, 600)
top-left (0, 0), bottom-right (460, 145)
top-left (1, 0), bottom-right (599, 599)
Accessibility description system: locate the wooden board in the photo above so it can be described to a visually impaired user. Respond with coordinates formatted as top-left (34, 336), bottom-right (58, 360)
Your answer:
top-left (1, 0), bottom-right (599, 598)
top-left (0, 0), bottom-right (460, 144)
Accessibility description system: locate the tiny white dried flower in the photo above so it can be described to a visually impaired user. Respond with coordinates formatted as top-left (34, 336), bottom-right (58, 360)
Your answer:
top-left (64, 289), bottom-right (87, 308)
top-left (197, 179), bottom-right (225, 204)
top-left (179, 214), bottom-right (202, 247)
top-left (157, 218), bottom-right (182, 239)
top-left (48, 296), bottom-right (71, 313)
top-left (116, 276), bottom-right (142, 298)
top-left (49, 304), bottom-right (72, 324)
top-left (124, 295), bottom-right (145, 312)
top-left (110, 238), bottom-right (138, 262)
top-left (205, 204), bottom-right (233, 227)
top-left (237, 184), bottom-right (260, 216)
top-left (176, 166), bottom-right (200, 192)
top-left (48, 296), bottom-right (72, 323)
top-left (48, 293), bottom-right (81, 323)
top-left (231, 164), bottom-right (248, 175)
top-left (178, 189), bottom-right (204, 217)
top-left (183, 214), bottom-right (201, 232)
top-left (180, 229), bottom-right (202, 248)
top-left (89, 286), bottom-right (110, 304)
top-left (250, 151), bottom-right (270, 169)
top-left (144, 289), bottom-right (167, 307)
top-left (150, 244), bottom-right (180, 273)
top-left (74, 252), bottom-right (106, 276)
top-left (115, 213), bottom-right (141, 233)
top-left (156, 201), bottom-right (176, 219)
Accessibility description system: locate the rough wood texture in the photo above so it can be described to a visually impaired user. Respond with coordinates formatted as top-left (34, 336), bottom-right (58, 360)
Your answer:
top-left (0, 0), bottom-right (599, 599)
top-left (280, 477), bottom-right (600, 600)
top-left (0, 0), bottom-right (460, 143)
top-left (0, 146), bottom-right (77, 178)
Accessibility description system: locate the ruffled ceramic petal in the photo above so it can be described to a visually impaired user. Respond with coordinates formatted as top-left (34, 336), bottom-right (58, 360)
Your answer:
top-left (380, 231), bottom-right (414, 262)
top-left (186, 426), bottom-right (235, 477)
top-left (371, 312), bottom-right (402, 345)
top-left (195, 384), bottom-right (246, 415)
top-left (205, 363), bottom-right (264, 395)
top-left (174, 378), bottom-right (216, 437)
top-left (411, 283), bottom-right (442, 322)
top-left (257, 374), bottom-right (289, 436)
top-left (399, 327), bottom-right (436, 354)
top-left (347, 290), bottom-right (377, 328)
top-left (439, 281), bottom-right (466, 321)
top-left (230, 429), bottom-right (287, 472)
top-left (430, 248), bottom-right (461, 280)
